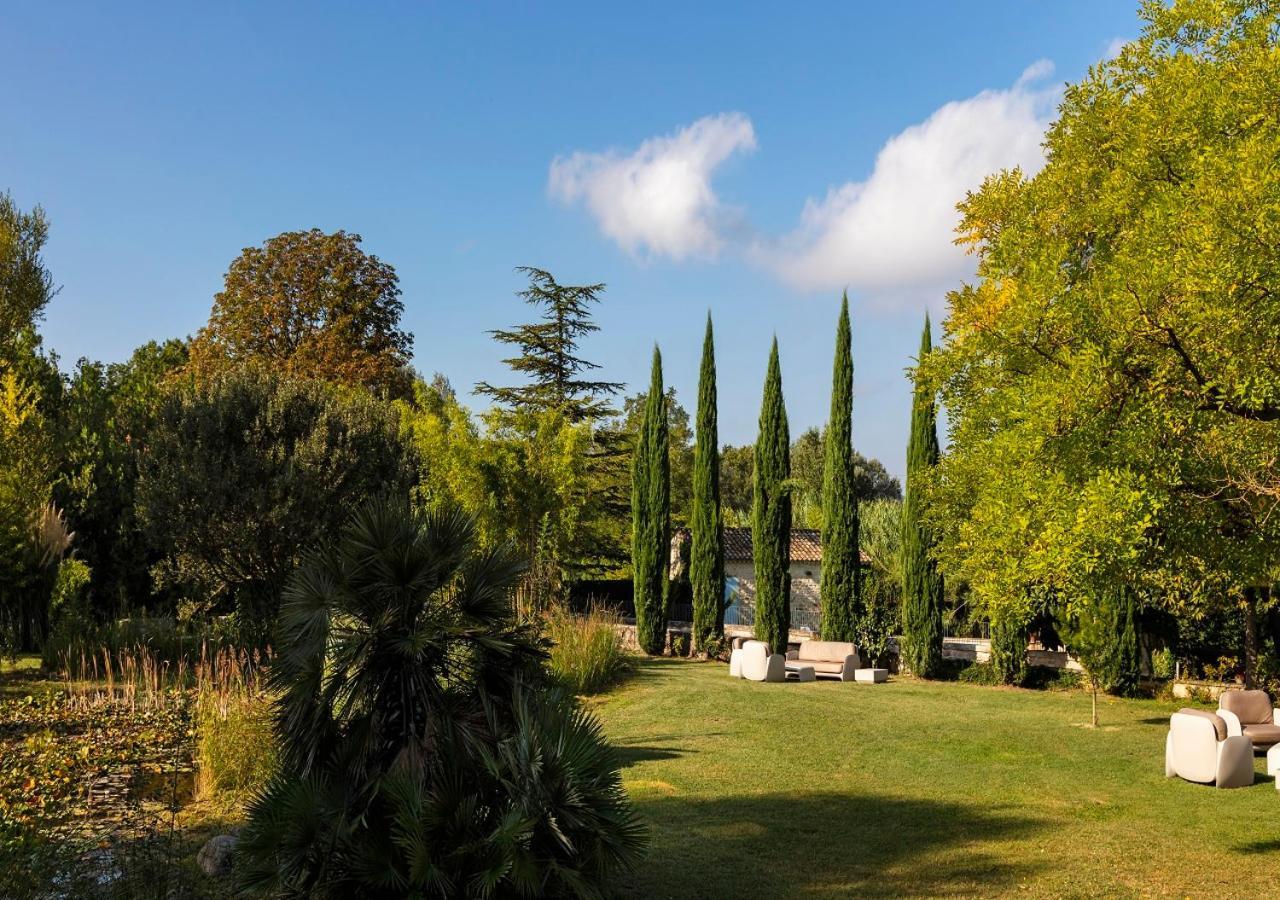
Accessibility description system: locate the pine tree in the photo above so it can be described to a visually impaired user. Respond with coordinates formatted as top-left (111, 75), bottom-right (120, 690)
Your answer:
top-left (820, 293), bottom-right (860, 642)
top-left (753, 339), bottom-right (791, 653)
top-left (632, 346), bottom-right (670, 654)
top-left (476, 266), bottom-right (629, 580)
top-left (476, 267), bottom-right (623, 422)
top-left (690, 314), bottom-right (724, 653)
top-left (902, 315), bottom-right (944, 677)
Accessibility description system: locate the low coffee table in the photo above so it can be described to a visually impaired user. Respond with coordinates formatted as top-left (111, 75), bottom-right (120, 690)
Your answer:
top-left (785, 664), bottom-right (816, 682)
top-left (1268, 744), bottom-right (1280, 790)
top-left (854, 668), bottom-right (888, 684)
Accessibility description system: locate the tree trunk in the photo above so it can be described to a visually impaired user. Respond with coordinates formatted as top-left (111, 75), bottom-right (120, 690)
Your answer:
top-left (1244, 587), bottom-right (1259, 689)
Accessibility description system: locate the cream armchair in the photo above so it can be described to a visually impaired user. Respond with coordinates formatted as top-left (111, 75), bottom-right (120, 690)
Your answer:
top-left (1217, 690), bottom-right (1280, 751)
top-left (731, 640), bottom-right (785, 683)
top-left (1165, 709), bottom-right (1254, 788)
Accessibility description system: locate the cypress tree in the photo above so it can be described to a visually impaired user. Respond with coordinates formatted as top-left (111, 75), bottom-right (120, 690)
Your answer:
top-left (820, 293), bottom-right (860, 642)
top-left (990, 614), bottom-right (1027, 686)
top-left (632, 346), bottom-right (670, 654)
top-left (1108, 587), bottom-right (1141, 696)
top-left (690, 314), bottom-right (724, 653)
top-left (753, 339), bottom-right (792, 653)
top-left (902, 315), bottom-right (944, 677)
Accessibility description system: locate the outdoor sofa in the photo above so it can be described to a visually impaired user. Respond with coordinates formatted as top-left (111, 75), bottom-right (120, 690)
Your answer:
top-left (1164, 708), bottom-right (1254, 788)
top-left (785, 640), bottom-right (860, 681)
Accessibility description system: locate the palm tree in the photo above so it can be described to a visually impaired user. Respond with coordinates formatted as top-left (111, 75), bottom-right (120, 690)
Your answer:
top-left (237, 496), bottom-right (644, 897)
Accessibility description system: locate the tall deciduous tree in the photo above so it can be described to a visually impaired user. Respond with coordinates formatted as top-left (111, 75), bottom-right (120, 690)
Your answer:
top-left (821, 294), bottom-right (860, 642)
top-left (0, 192), bottom-right (55, 363)
top-left (753, 339), bottom-right (791, 653)
top-left (690, 315), bottom-right (724, 652)
top-left (136, 374), bottom-right (415, 638)
top-left (922, 3), bottom-right (1280, 663)
top-left (631, 347), bottom-right (670, 654)
top-left (188, 230), bottom-right (413, 395)
top-left (783, 428), bottom-right (903, 529)
top-left (902, 316), bottom-right (944, 677)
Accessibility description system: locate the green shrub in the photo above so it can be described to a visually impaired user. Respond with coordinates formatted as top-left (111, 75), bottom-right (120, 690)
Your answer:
top-left (546, 604), bottom-right (630, 694)
top-left (1022, 665), bottom-right (1082, 691)
top-left (41, 559), bottom-right (94, 668)
top-left (1151, 646), bottom-right (1175, 680)
top-left (670, 632), bottom-right (691, 657)
top-left (195, 649), bottom-right (277, 802)
top-left (956, 662), bottom-right (1001, 685)
top-left (951, 661), bottom-right (1080, 691)
top-left (236, 498), bottom-right (644, 896)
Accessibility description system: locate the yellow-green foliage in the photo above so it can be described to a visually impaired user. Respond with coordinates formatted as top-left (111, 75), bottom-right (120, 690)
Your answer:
top-left (195, 648), bottom-right (276, 802)
top-left (545, 604), bottom-right (629, 695)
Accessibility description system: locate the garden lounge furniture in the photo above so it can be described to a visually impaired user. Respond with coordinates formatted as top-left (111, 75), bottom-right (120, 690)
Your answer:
top-left (732, 640), bottom-right (785, 683)
top-left (785, 663), bottom-right (816, 682)
top-left (1268, 745), bottom-right (1280, 790)
top-left (728, 636), bottom-right (751, 677)
top-left (785, 640), bottom-right (860, 681)
top-left (1165, 708), bottom-right (1254, 788)
top-left (1217, 689), bottom-right (1280, 751)
top-left (854, 668), bottom-right (888, 683)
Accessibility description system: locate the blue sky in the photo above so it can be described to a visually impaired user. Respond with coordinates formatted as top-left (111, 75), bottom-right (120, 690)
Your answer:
top-left (4, 1), bottom-right (1138, 478)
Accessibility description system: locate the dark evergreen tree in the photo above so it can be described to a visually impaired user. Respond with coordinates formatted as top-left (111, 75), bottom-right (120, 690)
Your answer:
top-left (821, 294), bottom-right (860, 642)
top-left (990, 614), bottom-right (1027, 686)
top-left (690, 314), bottom-right (724, 653)
top-left (753, 339), bottom-right (791, 653)
top-left (631, 346), bottom-right (670, 654)
top-left (902, 315), bottom-right (944, 677)
top-left (476, 267), bottom-right (623, 422)
top-left (1109, 587), bottom-right (1141, 696)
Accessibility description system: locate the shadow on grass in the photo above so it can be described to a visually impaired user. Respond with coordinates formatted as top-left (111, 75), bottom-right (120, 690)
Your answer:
top-left (1234, 837), bottom-right (1280, 854)
top-left (615, 744), bottom-right (688, 767)
top-left (624, 791), bottom-right (1048, 898)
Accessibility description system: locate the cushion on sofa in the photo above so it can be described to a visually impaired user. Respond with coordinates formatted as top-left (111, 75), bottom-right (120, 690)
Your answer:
top-left (792, 660), bottom-right (846, 675)
top-left (796, 641), bottom-right (856, 664)
top-left (1220, 689), bottom-right (1274, 725)
top-left (1242, 723), bottom-right (1280, 745)
top-left (1176, 707), bottom-right (1227, 741)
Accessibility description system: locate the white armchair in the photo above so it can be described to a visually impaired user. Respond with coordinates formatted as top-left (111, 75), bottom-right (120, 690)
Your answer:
top-left (1165, 709), bottom-right (1254, 788)
top-left (733, 640), bottom-right (785, 683)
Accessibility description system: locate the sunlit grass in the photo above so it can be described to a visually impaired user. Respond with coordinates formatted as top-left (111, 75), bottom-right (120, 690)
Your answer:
top-left (596, 658), bottom-right (1278, 898)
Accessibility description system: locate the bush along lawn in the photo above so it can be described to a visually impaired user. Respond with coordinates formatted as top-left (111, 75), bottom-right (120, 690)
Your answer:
top-left (594, 658), bottom-right (1280, 899)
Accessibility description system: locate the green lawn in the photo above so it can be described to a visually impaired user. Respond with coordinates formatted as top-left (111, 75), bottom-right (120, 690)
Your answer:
top-left (594, 658), bottom-right (1278, 899)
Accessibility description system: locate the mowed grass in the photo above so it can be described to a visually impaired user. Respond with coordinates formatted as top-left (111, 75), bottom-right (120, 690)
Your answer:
top-left (593, 658), bottom-right (1279, 899)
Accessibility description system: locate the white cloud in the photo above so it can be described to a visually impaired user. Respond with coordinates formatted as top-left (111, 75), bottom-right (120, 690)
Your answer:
top-left (548, 112), bottom-right (756, 261)
top-left (760, 61), bottom-right (1058, 303)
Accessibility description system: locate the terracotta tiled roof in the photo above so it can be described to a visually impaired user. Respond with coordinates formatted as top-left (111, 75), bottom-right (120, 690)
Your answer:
top-left (676, 527), bottom-right (870, 565)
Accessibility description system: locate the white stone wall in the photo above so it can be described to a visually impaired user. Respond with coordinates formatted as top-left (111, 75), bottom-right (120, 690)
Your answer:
top-left (725, 559), bottom-right (823, 634)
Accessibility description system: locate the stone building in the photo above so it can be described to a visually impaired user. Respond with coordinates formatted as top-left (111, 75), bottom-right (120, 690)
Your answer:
top-left (724, 527), bottom-right (825, 632)
top-left (671, 527), bottom-right (870, 634)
